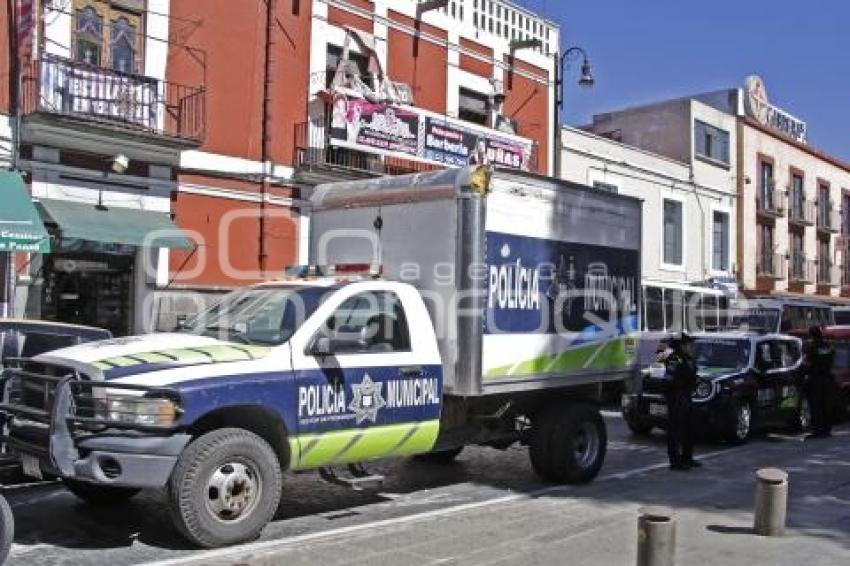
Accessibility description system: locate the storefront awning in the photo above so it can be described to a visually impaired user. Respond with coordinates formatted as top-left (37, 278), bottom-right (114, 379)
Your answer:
top-left (38, 199), bottom-right (193, 249)
top-left (0, 171), bottom-right (51, 253)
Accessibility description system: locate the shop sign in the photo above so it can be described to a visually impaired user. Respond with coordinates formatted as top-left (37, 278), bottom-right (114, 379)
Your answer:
top-left (328, 92), bottom-right (535, 171)
top-left (743, 75), bottom-right (807, 143)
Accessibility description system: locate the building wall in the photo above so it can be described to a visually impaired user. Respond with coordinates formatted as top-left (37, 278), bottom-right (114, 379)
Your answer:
top-left (737, 120), bottom-right (850, 296)
top-left (386, 10), bottom-right (448, 114)
top-left (560, 126), bottom-right (735, 288)
top-left (1, 0), bottom-right (10, 115)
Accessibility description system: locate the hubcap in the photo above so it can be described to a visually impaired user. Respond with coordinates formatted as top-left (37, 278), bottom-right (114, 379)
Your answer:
top-left (205, 461), bottom-right (262, 523)
top-left (736, 403), bottom-right (751, 439)
top-left (573, 422), bottom-right (600, 469)
top-left (799, 399), bottom-right (811, 430)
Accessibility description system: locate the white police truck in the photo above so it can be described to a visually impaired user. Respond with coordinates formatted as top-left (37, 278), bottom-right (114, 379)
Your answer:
top-left (1, 166), bottom-right (642, 547)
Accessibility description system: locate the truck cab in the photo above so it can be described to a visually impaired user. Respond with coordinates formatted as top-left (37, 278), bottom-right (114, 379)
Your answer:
top-left (1, 275), bottom-right (445, 547)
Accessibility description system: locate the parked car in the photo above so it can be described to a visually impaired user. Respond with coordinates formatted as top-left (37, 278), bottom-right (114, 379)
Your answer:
top-left (0, 319), bottom-right (112, 366)
top-left (622, 332), bottom-right (809, 443)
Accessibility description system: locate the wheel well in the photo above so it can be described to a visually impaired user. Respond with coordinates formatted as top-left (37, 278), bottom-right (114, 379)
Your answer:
top-left (188, 406), bottom-right (291, 469)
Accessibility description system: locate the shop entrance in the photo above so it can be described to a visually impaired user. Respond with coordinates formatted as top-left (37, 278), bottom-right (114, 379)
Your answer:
top-left (41, 252), bottom-right (134, 336)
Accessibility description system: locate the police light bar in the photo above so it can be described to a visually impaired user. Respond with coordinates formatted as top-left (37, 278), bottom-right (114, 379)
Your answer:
top-left (284, 265), bottom-right (327, 278)
top-left (332, 263), bottom-right (383, 277)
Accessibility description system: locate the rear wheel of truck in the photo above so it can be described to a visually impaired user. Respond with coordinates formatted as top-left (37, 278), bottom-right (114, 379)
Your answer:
top-left (168, 428), bottom-right (283, 548)
top-left (530, 403), bottom-right (607, 484)
top-left (0, 492), bottom-right (13, 565)
top-left (62, 478), bottom-right (140, 506)
top-left (413, 447), bottom-right (463, 463)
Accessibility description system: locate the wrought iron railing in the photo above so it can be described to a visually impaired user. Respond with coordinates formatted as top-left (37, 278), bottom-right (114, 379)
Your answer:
top-left (22, 54), bottom-right (205, 144)
top-left (788, 255), bottom-right (815, 283)
top-left (757, 252), bottom-right (786, 279)
top-left (756, 188), bottom-right (786, 217)
top-left (818, 261), bottom-right (841, 287)
top-left (816, 202), bottom-right (841, 234)
top-left (788, 198), bottom-right (815, 226)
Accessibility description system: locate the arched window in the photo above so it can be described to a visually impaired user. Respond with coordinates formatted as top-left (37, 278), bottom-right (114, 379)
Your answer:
top-left (75, 5), bottom-right (103, 66)
top-left (111, 17), bottom-right (136, 73)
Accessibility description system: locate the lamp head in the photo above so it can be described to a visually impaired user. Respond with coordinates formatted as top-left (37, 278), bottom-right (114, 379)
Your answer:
top-left (578, 59), bottom-right (595, 88)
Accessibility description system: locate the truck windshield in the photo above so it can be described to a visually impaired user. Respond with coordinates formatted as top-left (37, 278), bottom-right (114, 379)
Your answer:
top-left (731, 309), bottom-right (780, 333)
top-left (183, 286), bottom-right (330, 346)
top-left (692, 339), bottom-right (750, 371)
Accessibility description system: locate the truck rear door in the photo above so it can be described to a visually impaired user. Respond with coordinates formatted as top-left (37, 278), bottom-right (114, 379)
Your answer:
top-left (287, 284), bottom-right (442, 470)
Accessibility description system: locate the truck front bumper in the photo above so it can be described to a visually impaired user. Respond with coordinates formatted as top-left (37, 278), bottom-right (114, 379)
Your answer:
top-left (2, 369), bottom-right (189, 489)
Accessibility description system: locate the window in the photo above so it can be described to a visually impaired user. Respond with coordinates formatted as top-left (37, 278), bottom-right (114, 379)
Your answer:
top-left (73, 1), bottom-right (142, 74)
top-left (712, 211), bottom-right (729, 271)
top-left (790, 232), bottom-right (804, 279)
top-left (759, 160), bottom-right (774, 210)
top-left (663, 199), bottom-right (683, 265)
top-left (694, 121), bottom-right (730, 165)
top-left (593, 181), bottom-right (618, 193)
top-left (643, 286), bottom-right (664, 331)
top-left (319, 292), bottom-right (411, 354)
top-left (758, 223), bottom-right (774, 274)
top-left (790, 173), bottom-right (804, 219)
top-left (819, 238), bottom-right (831, 282)
top-left (458, 88), bottom-right (490, 126)
top-left (843, 193), bottom-right (850, 235)
top-left (818, 183), bottom-right (831, 228)
top-left (665, 289), bottom-right (683, 332)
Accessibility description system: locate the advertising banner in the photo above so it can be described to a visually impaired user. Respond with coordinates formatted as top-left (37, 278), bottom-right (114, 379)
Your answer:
top-left (329, 93), bottom-right (535, 171)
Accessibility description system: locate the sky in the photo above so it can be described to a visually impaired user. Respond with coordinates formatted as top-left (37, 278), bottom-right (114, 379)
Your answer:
top-left (516, 0), bottom-right (850, 161)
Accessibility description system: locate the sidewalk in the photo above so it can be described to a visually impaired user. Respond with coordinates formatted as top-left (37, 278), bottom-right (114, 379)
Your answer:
top-left (157, 429), bottom-right (850, 566)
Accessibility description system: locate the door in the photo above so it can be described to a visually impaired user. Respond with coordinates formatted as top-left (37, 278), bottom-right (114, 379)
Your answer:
top-left (754, 340), bottom-right (784, 417)
top-left (289, 289), bottom-right (441, 470)
top-left (774, 339), bottom-right (804, 419)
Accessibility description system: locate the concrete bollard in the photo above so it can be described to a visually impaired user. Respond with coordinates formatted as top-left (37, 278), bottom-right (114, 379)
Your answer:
top-left (753, 468), bottom-right (788, 536)
top-left (637, 506), bottom-right (676, 566)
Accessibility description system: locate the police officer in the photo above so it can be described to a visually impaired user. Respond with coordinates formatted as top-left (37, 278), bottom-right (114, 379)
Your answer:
top-left (803, 326), bottom-right (835, 438)
top-left (664, 333), bottom-right (701, 470)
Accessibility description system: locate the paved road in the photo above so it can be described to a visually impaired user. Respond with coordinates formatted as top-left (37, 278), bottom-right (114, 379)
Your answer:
top-left (4, 412), bottom-right (837, 565)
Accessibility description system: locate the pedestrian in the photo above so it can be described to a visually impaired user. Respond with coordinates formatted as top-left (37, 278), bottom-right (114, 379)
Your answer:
top-left (664, 332), bottom-right (701, 470)
top-left (802, 326), bottom-right (835, 438)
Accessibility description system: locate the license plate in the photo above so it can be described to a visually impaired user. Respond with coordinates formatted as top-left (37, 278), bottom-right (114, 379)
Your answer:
top-left (649, 403), bottom-right (668, 417)
top-left (20, 453), bottom-right (43, 480)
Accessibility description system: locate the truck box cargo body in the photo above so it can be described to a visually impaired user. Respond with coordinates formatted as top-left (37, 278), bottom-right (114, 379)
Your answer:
top-left (0, 166), bottom-right (643, 549)
top-left (311, 167), bottom-right (643, 396)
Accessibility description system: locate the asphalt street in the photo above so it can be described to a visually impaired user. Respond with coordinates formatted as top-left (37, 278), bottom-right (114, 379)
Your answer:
top-left (5, 412), bottom-right (848, 565)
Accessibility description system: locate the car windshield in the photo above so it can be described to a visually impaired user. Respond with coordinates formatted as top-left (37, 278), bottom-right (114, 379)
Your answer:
top-left (692, 339), bottom-right (750, 371)
top-left (182, 286), bottom-right (330, 346)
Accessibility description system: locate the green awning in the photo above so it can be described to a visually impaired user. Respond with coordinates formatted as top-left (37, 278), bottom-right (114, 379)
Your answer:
top-left (0, 171), bottom-right (51, 253)
top-left (39, 199), bottom-right (193, 249)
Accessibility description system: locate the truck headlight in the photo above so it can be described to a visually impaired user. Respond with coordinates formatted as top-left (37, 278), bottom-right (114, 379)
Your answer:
top-left (94, 394), bottom-right (181, 427)
top-left (694, 379), bottom-right (714, 400)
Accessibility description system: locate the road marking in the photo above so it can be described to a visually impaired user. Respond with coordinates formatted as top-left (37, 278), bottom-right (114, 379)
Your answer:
top-left (140, 443), bottom-right (747, 566)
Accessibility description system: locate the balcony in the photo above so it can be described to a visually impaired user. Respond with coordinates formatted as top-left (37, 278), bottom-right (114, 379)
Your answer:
top-left (788, 255), bottom-right (815, 284)
top-left (21, 54), bottom-right (205, 148)
top-left (295, 71), bottom-right (538, 183)
top-left (788, 199), bottom-right (816, 227)
top-left (756, 189), bottom-right (786, 219)
top-left (816, 203), bottom-right (841, 235)
top-left (757, 253), bottom-right (787, 280)
top-left (818, 261), bottom-right (841, 287)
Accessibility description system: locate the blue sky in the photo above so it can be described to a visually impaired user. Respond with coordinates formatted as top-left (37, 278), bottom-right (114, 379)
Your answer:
top-left (517, 0), bottom-right (850, 161)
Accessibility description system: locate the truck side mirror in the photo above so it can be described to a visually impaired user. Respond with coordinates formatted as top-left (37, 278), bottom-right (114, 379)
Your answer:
top-left (309, 336), bottom-right (332, 357)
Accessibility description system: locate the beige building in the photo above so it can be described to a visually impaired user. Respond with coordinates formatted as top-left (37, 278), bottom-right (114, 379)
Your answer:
top-left (584, 76), bottom-right (850, 302)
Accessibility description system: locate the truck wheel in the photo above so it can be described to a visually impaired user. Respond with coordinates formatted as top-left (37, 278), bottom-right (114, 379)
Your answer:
top-left (789, 397), bottom-right (811, 433)
top-left (723, 398), bottom-right (753, 444)
top-left (62, 478), bottom-right (140, 506)
top-left (0, 493), bottom-right (13, 565)
top-left (168, 428), bottom-right (282, 548)
top-left (530, 403), bottom-right (607, 484)
top-left (413, 447), bottom-right (463, 463)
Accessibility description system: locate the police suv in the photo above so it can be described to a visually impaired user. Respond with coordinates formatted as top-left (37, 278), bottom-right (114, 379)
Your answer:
top-left (622, 332), bottom-right (810, 443)
top-left (0, 167), bottom-right (643, 548)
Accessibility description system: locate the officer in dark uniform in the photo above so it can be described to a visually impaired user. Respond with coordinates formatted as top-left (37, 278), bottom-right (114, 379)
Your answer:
top-left (803, 326), bottom-right (835, 438)
top-left (664, 333), bottom-right (701, 470)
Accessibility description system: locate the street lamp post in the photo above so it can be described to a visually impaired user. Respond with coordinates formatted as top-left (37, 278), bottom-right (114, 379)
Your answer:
top-left (553, 46), bottom-right (594, 177)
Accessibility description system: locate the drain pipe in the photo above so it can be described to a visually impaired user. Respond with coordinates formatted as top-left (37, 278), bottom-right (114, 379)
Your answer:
top-left (259, 0), bottom-right (276, 277)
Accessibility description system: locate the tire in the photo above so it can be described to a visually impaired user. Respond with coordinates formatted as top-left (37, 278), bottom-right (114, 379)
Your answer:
top-left (529, 403), bottom-right (607, 484)
top-left (0, 493), bottom-right (13, 565)
top-left (723, 398), bottom-right (753, 444)
top-left (63, 478), bottom-right (140, 506)
top-left (168, 428), bottom-right (283, 548)
top-left (413, 447), bottom-right (463, 463)
top-left (789, 397), bottom-right (812, 433)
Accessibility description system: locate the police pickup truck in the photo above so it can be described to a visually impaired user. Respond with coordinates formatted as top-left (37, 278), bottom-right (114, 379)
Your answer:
top-left (622, 332), bottom-right (810, 443)
top-left (0, 167), bottom-right (642, 548)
